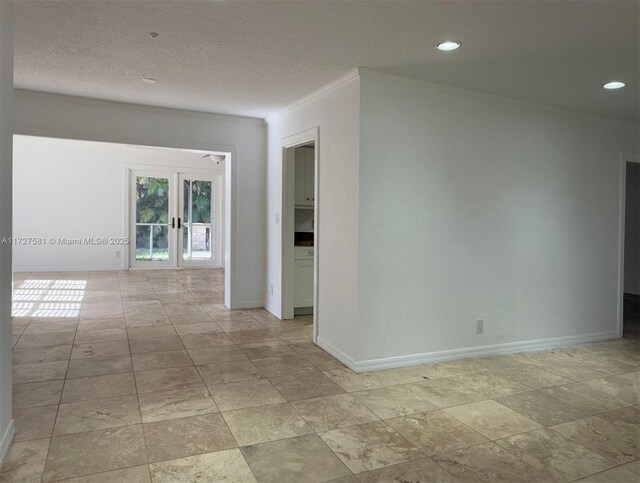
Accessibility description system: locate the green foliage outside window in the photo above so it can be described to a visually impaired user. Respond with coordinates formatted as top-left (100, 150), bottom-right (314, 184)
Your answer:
top-left (136, 177), bottom-right (169, 224)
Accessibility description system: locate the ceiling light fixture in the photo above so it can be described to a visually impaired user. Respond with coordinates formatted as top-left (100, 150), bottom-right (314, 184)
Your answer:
top-left (436, 40), bottom-right (461, 51)
top-left (603, 81), bottom-right (625, 90)
top-left (142, 78), bottom-right (158, 85)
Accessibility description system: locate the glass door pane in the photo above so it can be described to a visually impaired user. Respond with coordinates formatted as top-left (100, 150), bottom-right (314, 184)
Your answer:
top-left (132, 175), bottom-right (174, 266)
top-left (180, 175), bottom-right (214, 266)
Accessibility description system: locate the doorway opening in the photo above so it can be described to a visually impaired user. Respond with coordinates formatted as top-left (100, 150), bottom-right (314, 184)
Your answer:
top-left (12, 135), bottom-right (235, 308)
top-left (281, 128), bottom-right (319, 342)
top-left (622, 158), bottom-right (640, 338)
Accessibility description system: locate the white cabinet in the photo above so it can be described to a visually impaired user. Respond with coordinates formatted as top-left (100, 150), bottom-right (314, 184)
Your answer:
top-left (293, 148), bottom-right (314, 308)
top-left (295, 147), bottom-right (314, 207)
top-left (294, 247), bottom-right (314, 308)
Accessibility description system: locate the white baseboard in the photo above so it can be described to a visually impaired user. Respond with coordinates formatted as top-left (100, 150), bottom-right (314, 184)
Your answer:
top-left (263, 301), bottom-right (281, 319)
top-left (353, 330), bottom-right (620, 373)
top-left (316, 336), bottom-right (359, 372)
top-left (0, 419), bottom-right (15, 467)
top-left (318, 330), bottom-right (620, 373)
top-left (230, 300), bottom-right (264, 310)
top-left (13, 265), bottom-right (121, 273)
top-left (14, 265), bottom-right (226, 273)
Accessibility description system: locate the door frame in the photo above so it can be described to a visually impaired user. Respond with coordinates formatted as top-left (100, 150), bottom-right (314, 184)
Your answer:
top-left (618, 152), bottom-right (640, 337)
top-left (280, 127), bottom-right (319, 343)
top-left (126, 165), bottom-right (224, 270)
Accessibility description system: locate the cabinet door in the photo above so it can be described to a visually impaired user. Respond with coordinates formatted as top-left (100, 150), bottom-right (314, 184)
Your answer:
top-left (294, 149), bottom-right (308, 206)
top-left (294, 259), bottom-right (314, 307)
top-left (305, 149), bottom-right (315, 204)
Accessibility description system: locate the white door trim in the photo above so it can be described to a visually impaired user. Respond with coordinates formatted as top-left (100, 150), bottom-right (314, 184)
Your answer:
top-left (280, 127), bottom-right (319, 343)
top-left (618, 152), bottom-right (640, 337)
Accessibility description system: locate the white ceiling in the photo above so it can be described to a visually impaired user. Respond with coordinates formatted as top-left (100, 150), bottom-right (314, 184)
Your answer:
top-left (15, 0), bottom-right (639, 121)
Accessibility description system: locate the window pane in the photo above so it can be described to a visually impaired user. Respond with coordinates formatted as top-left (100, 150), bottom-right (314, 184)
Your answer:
top-left (136, 177), bottom-right (169, 223)
top-left (182, 179), bottom-right (213, 261)
top-left (135, 176), bottom-right (170, 262)
top-left (136, 225), bottom-right (169, 261)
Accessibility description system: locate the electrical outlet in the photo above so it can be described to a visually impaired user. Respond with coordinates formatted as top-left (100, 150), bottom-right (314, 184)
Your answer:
top-left (476, 319), bottom-right (484, 334)
top-left (275, 213), bottom-right (280, 224)
top-left (270, 284), bottom-right (274, 295)
top-left (115, 250), bottom-right (121, 259)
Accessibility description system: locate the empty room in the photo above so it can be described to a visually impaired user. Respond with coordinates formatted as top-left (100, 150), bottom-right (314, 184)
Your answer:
top-left (0, 1), bottom-right (638, 482)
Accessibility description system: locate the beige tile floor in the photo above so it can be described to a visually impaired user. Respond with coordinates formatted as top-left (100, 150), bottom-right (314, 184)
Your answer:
top-left (1, 269), bottom-right (638, 482)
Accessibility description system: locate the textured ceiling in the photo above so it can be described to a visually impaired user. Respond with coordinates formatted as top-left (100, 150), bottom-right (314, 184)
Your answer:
top-left (15, 0), bottom-right (639, 120)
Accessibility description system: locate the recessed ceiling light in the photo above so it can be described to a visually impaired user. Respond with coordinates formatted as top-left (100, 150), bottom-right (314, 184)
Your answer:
top-left (142, 78), bottom-right (158, 85)
top-left (436, 40), bottom-right (461, 51)
top-left (603, 81), bottom-right (625, 90)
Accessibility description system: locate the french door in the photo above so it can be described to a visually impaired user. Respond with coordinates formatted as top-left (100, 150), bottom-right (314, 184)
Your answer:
top-left (129, 170), bottom-right (218, 268)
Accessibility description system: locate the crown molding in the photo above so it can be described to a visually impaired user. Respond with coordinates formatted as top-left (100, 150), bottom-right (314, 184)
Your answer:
top-left (267, 68), bottom-right (360, 123)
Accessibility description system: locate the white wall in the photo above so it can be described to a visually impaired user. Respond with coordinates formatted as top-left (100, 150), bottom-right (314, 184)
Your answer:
top-left (0, 0), bottom-right (13, 466)
top-left (13, 136), bottom-right (224, 272)
top-left (266, 73), bottom-right (361, 359)
top-left (357, 69), bottom-right (639, 365)
top-left (14, 90), bottom-right (266, 309)
top-left (625, 162), bottom-right (640, 295)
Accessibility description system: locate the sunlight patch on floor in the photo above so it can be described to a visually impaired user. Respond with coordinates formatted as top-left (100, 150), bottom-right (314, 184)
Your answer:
top-left (12, 279), bottom-right (86, 317)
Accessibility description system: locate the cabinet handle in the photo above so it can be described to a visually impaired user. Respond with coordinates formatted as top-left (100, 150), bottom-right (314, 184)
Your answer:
top-left (177, 218), bottom-right (182, 229)
top-left (171, 217), bottom-right (175, 228)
